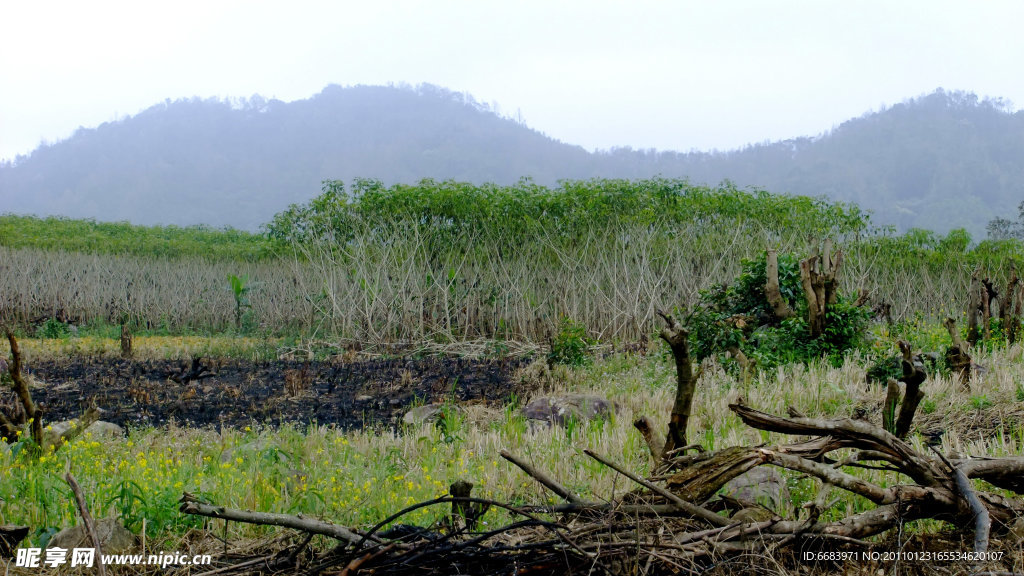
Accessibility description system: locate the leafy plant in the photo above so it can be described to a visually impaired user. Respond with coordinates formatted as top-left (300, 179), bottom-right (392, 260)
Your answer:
top-left (35, 318), bottom-right (71, 339)
top-left (970, 395), bottom-right (993, 410)
top-left (689, 251), bottom-right (870, 373)
top-left (228, 274), bottom-right (252, 331)
top-left (548, 317), bottom-right (595, 367)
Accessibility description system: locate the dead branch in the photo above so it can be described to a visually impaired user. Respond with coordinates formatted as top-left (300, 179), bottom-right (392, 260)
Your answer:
top-left (932, 448), bottom-right (990, 553)
top-left (632, 416), bottom-right (665, 462)
top-left (764, 249), bottom-right (796, 320)
top-left (582, 449), bottom-right (729, 527)
top-left (893, 340), bottom-right (926, 438)
top-left (66, 472), bottom-right (107, 576)
top-left (4, 330), bottom-right (43, 451)
top-left (800, 242), bottom-right (843, 338)
top-left (656, 309), bottom-right (698, 455)
top-left (500, 450), bottom-right (587, 505)
top-left (944, 317), bottom-right (973, 389)
top-left (178, 492), bottom-right (371, 546)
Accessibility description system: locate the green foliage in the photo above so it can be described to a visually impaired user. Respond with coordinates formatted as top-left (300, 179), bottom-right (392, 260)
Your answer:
top-left (35, 318), bottom-right (71, 339)
top-left (970, 395), bottom-right (994, 410)
top-left (548, 317), bottom-right (594, 367)
top-left (228, 274), bottom-right (252, 331)
top-left (0, 215), bottom-right (271, 261)
top-left (266, 177), bottom-right (869, 250)
top-left (689, 251), bottom-right (870, 372)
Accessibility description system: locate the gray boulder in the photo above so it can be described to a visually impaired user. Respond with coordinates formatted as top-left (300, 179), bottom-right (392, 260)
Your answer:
top-left (403, 404), bottom-right (463, 426)
top-left (47, 518), bottom-right (135, 554)
top-left (721, 466), bottom-right (791, 518)
top-left (522, 394), bottom-right (616, 427)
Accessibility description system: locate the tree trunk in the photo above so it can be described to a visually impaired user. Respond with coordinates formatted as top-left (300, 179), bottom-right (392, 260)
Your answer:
top-left (764, 249), bottom-right (795, 320)
top-left (799, 242), bottom-right (842, 339)
top-left (658, 310), bottom-right (698, 456)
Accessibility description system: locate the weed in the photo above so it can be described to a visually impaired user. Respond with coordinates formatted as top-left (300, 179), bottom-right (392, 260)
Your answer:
top-left (970, 395), bottom-right (994, 410)
top-left (548, 317), bottom-right (594, 367)
top-left (35, 318), bottom-right (71, 340)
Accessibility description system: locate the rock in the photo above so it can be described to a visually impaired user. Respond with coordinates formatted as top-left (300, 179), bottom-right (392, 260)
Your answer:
top-left (354, 394), bottom-right (373, 403)
top-left (522, 394), bottom-right (616, 427)
top-left (721, 467), bottom-right (791, 517)
top-left (48, 420), bottom-right (124, 440)
top-left (47, 518), bottom-right (135, 554)
top-left (403, 404), bottom-right (463, 426)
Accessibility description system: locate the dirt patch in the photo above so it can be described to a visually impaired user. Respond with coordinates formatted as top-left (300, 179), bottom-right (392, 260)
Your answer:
top-left (1, 355), bottom-right (532, 431)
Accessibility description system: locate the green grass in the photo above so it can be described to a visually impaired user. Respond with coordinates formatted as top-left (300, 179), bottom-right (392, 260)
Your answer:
top-left (0, 215), bottom-right (273, 261)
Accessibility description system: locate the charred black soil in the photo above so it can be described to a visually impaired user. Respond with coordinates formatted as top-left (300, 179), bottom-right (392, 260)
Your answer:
top-left (2, 355), bottom-right (533, 431)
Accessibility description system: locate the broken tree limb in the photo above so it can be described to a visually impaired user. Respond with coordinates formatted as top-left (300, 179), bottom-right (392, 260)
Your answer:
top-left (931, 448), bottom-right (990, 553)
top-left (656, 309), bottom-right (697, 455)
top-left (663, 446), bottom-right (765, 503)
top-left (66, 472), bottom-right (108, 576)
top-left (582, 449), bottom-right (729, 527)
top-left (730, 404), bottom-right (943, 487)
top-left (632, 416), bottom-right (665, 463)
top-left (798, 243), bottom-right (844, 338)
top-left (179, 493), bottom-right (370, 546)
top-left (500, 450), bottom-right (587, 505)
top-left (944, 317), bottom-right (973, 389)
top-left (894, 340), bottom-right (926, 439)
top-left (883, 379), bottom-right (900, 435)
top-left (968, 267), bottom-right (986, 346)
top-left (955, 457), bottom-right (1024, 493)
top-left (765, 249), bottom-right (796, 320)
top-left (4, 330), bottom-right (44, 452)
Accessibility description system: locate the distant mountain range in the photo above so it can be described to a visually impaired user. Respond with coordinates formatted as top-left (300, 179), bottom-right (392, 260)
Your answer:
top-left (2, 84), bottom-right (1021, 236)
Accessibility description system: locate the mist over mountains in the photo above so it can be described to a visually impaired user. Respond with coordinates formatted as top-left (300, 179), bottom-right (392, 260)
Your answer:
top-left (2, 84), bottom-right (1021, 236)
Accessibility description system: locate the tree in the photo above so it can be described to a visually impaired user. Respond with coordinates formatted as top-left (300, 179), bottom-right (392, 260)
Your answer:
top-left (987, 200), bottom-right (1024, 240)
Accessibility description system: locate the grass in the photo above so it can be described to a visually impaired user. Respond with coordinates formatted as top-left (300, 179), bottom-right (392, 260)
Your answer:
top-left (0, 215), bottom-right (272, 261)
top-left (2, 334), bottom-right (1023, 550)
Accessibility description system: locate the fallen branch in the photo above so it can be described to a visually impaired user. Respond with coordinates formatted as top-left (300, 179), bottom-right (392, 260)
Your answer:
top-left (500, 449), bottom-right (587, 505)
top-left (582, 448), bottom-right (729, 527)
top-left (178, 493), bottom-right (371, 546)
top-left (66, 472), bottom-right (107, 576)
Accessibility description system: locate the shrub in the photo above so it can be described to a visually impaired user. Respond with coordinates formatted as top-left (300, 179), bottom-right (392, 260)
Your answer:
top-left (548, 317), bottom-right (594, 367)
top-left (689, 251), bottom-right (870, 373)
top-left (35, 318), bottom-right (71, 339)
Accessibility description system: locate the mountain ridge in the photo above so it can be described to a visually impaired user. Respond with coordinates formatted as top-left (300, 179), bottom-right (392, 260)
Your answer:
top-left (2, 84), bottom-right (1020, 235)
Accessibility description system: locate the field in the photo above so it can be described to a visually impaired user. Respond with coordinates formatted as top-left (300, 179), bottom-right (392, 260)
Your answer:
top-left (2, 179), bottom-right (1024, 575)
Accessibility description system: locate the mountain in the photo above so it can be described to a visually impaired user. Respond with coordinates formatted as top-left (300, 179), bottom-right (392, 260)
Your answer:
top-left (2, 85), bottom-right (1022, 235)
top-left (667, 90), bottom-right (1024, 236)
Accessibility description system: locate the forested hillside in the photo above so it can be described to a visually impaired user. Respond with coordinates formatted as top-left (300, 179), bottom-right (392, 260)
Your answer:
top-left (2, 85), bottom-right (1021, 235)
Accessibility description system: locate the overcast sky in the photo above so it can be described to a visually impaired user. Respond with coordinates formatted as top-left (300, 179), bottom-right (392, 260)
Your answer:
top-left (2, 1), bottom-right (1022, 162)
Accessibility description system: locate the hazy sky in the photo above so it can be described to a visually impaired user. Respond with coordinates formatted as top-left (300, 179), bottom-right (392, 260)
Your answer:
top-left (2, 1), bottom-right (1022, 162)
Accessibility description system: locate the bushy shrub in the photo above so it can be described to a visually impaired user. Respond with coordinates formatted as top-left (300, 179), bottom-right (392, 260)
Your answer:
top-left (548, 317), bottom-right (594, 367)
top-left (689, 251), bottom-right (870, 372)
top-left (35, 318), bottom-right (71, 339)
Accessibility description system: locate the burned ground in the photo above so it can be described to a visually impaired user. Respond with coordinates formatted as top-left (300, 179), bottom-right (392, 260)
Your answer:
top-left (2, 355), bottom-right (532, 431)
